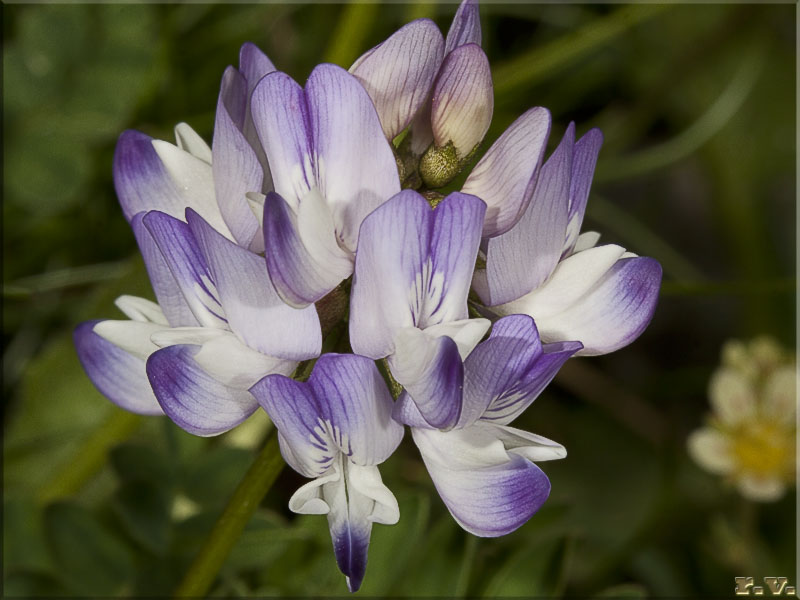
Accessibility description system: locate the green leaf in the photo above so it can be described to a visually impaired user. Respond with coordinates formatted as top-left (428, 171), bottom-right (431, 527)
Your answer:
top-left (43, 501), bottom-right (135, 596)
top-left (3, 498), bottom-right (52, 575)
top-left (180, 446), bottom-right (253, 507)
top-left (112, 480), bottom-right (172, 555)
top-left (110, 442), bottom-right (175, 487)
top-left (3, 570), bottom-right (68, 597)
top-left (222, 510), bottom-right (312, 571)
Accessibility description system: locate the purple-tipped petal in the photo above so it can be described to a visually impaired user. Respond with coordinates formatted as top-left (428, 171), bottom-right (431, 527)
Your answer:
top-left (251, 72), bottom-right (314, 210)
top-left (445, 0), bottom-right (482, 54)
top-left (351, 19), bottom-right (445, 140)
top-left (564, 128), bottom-right (603, 252)
top-left (431, 44), bottom-right (493, 158)
top-left (412, 425), bottom-right (552, 537)
top-left (482, 340), bottom-right (582, 424)
top-left (306, 64), bottom-right (400, 250)
top-left (146, 344), bottom-right (258, 436)
top-left (533, 256), bottom-right (663, 356)
top-left (74, 320), bottom-right (163, 416)
top-left (423, 192), bottom-right (486, 327)
top-left (186, 209), bottom-right (321, 361)
top-left (462, 107), bottom-right (551, 238)
top-left (238, 42), bottom-right (276, 98)
top-left (142, 211), bottom-right (228, 328)
top-left (350, 190), bottom-right (431, 359)
top-left (482, 123), bottom-right (574, 305)
top-left (131, 213), bottom-right (199, 328)
top-left (262, 191), bottom-right (353, 307)
top-left (213, 66), bottom-right (265, 250)
top-left (308, 354), bottom-right (404, 466)
top-left (388, 329), bottom-right (463, 430)
top-left (114, 130), bottom-right (178, 222)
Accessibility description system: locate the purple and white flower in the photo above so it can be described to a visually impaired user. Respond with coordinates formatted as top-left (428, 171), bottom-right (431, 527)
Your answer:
top-left (394, 315), bottom-right (580, 536)
top-left (251, 63), bottom-right (400, 308)
top-left (473, 123), bottom-right (663, 355)
top-left (250, 354), bottom-right (404, 592)
top-left (76, 208), bottom-right (321, 435)
top-left (349, 189), bottom-right (491, 429)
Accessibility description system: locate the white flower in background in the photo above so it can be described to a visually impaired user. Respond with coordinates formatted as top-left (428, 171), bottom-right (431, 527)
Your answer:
top-left (688, 336), bottom-right (796, 502)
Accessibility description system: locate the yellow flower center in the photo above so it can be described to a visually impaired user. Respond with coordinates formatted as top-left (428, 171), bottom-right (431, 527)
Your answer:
top-left (731, 421), bottom-right (793, 480)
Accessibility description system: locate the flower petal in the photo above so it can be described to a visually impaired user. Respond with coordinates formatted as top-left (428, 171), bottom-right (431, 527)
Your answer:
top-left (431, 43), bottom-right (493, 158)
top-left (251, 71), bottom-right (314, 210)
top-left (563, 128), bottom-right (603, 252)
top-left (262, 191), bottom-right (353, 307)
top-left (687, 428), bottom-right (735, 475)
top-left (186, 208), bottom-right (322, 360)
top-left (736, 474), bottom-right (786, 502)
top-left (74, 320), bottom-right (163, 415)
top-left (423, 318), bottom-right (491, 360)
top-left (130, 213), bottom-right (199, 328)
top-left (482, 123), bottom-right (573, 305)
top-left (114, 295), bottom-right (168, 325)
top-left (146, 344), bottom-right (258, 436)
top-left (350, 19), bottom-right (444, 140)
top-left (142, 211), bottom-right (228, 328)
top-left (213, 66), bottom-right (265, 250)
top-left (306, 63), bottom-right (401, 250)
top-left (762, 366), bottom-right (797, 424)
top-left (462, 107), bottom-right (551, 238)
top-left (444, 0), bottom-right (482, 54)
top-left (412, 424), bottom-right (552, 537)
top-left (388, 328), bottom-right (463, 430)
top-left (308, 354), bottom-right (404, 465)
top-left (93, 320), bottom-right (163, 360)
top-left (709, 368), bottom-right (757, 426)
top-left (174, 123), bottom-right (212, 163)
top-left (528, 256), bottom-right (662, 355)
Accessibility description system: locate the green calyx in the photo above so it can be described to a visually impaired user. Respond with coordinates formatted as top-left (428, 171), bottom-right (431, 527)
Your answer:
top-left (419, 141), bottom-right (461, 189)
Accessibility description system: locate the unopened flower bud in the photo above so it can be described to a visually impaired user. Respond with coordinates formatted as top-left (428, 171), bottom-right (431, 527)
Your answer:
top-left (419, 142), bottom-right (461, 188)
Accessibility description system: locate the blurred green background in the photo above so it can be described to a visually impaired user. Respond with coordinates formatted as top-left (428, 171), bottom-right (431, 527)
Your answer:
top-left (3, 3), bottom-right (795, 597)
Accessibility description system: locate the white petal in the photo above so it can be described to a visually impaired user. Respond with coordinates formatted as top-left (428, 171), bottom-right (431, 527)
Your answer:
top-left (736, 474), bottom-right (786, 502)
top-left (687, 428), bottom-right (735, 475)
top-left (94, 320), bottom-right (164, 360)
top-left (422, 318), bottom-right (491, 360)
top-left (114, 295), bottom-right (169, 325)
top-left (709, 368), bottom-right (757, 426)
top-left (762, 366), bottom-right (797, 424)
top-left (174, 122), bottom-right (212, 163)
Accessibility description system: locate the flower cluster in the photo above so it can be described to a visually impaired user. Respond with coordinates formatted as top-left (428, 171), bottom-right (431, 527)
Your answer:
top-left (688, 336), bottom-right (796, 502)
top-left (75, 0), bottom-right (662, 592)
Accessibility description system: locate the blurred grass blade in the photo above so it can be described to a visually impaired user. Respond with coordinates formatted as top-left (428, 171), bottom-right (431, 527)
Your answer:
top-left (174, 431), bottom-right (285, 598)
top-left (4, 260), bottom-right (132, 297)
top-left (597, 40), bottom-right (765, 182)
top-left (587, 194), bottom-right (705, 283)
top-left (454, 535), bottom-right (478, 597)
top-left (37, 411), bottom-right (142, 505)
top-left (324, 2), bottom-right (381, 67)
top-left (493, 5), bottom-right (668, 97)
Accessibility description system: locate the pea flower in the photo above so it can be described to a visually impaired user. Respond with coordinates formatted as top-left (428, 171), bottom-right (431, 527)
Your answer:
top-left (394, 315), bottom-right (580, 536)
top-left (251, 63), bottom-right (400, 307)
top-left (473, 123), bottom-right (662, 355)
top-left (688, 337), bottom-right (796, 502)
top-left (349, 189), bottom-right (491, 429)
top-left (76, 208), bottom-right (321, 434)
top-left (250, 354), bottom-right (404, 592)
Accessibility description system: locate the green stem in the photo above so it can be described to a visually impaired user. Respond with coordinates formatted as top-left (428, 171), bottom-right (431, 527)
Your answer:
top-left (37, 410), bottom-right (142, 505)
top-left (174, 431), bottom-right (285, 598)
top-left (493, 4), bottom-right (668, 97)
top-left (324, 2), bottom-right (381, 67)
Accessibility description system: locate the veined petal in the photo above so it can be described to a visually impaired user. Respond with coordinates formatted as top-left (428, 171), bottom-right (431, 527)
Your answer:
top-left (306, 63), bottom-right (400, 251)
top-left (130, 213), bottom-right (199, 328)
top-left (413, 425), bottom-right (552, 537)
top-left (388, 328), bottom-right (463, 430)
top-left (150, 327), bottom-right (295, 390)
top-left (431, 44), bottom-right (493, 158)
top-left (483, 123), bottom-right (573, 305)
top-left (239, 42), bottom-right (277, 98)
top-left (421, 192), bottom-right (486, 327)
top-left (146, 344), bottom-right (258, 436)
top-left (174, 123), bottom-right (212, 163)
top-left (251, 71), bottom-right (314, 210)
top-left (564, 128), bottom-right (603, 252)
top-left (308, 354), bottom-right (404, 466)
top-left (423, 318), bottom-right (491, 360)
top-left (482, 340), bottom-right (581, 424)
top-left (462, 107), bottom-right (551, 239)
top-left (526, 257), bottom-right (662, 355)
top-left (213, 66), bottom-right (264, 250)
top-left (295, 188), bottom-right (354, 280)
top-left (186, 208), bottom-right (322, 360)
top-left (350, 190), bottom-right (430, 359)
top-left (445, 0), bottom-right (481, 54)
top-left (74, 320), bottom-right (163, 415)
top-left (263, 191), bottom-right (353, 307)
top-left (497, 244), bottom-right (626, 318)
top-left (142, 211), bottom-right (228, 328)
top-left (350, 19), bottom-right (444, 140)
